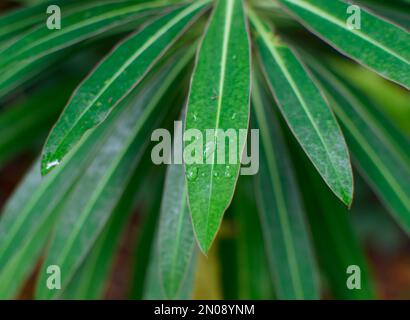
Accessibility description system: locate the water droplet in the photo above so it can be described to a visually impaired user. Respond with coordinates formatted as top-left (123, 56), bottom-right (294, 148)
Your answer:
top-left (186, 167), bottom-right (198, 181)
top-left (231, 113), bottom-right (237, 120)
top-left (224, 165), bottom-right (232, 178)
top-left (46, 160), bottom-right (60, 170)
top-left (204, 141), bottom-right (215, 159)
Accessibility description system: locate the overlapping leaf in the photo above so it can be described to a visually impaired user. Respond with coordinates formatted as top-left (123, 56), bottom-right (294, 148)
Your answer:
top-left (233, 178), bottom-right (274, 300)
top-left (184, 0), bottom-right (251, 253)
top-left (41, 1), bottom-right (208, 175)
top-left (249, 10), bottom-right (353, 206)
top-left (158, 129), bottom-right (195, 299)
top-left (0, 122), bottom-right (116, 298)
top-left (35, 52), bottom-right (193, 299)
top-left (278, 0), bottom-right (410, 88)
top-left (60, 168), bottom-right (141, 299)
top-left (0, 77), bottom-right (82, 166)
top-left (0, 0), bottom-right (92, 44)
top-left (308, 59), bottom-right (410, 232)
top-left (299, 156), bottom-right (375, 299)
top-left (0, 1), bottom-right (168, 68)
top-left (252, 76), bottom-right (319, 300)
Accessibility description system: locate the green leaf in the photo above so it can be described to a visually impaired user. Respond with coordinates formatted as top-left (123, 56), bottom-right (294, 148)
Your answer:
top-left (35, 52), bottom-right (193, 299)
top-left (0, 77), bottom-right (80, 166)
top-left (297, 154), bottom-right (375, 299)
top-left (308, 59), bottom-right (410, 232)
top-left (0, 159), bottom-right (59, 299)
top-left (144, 246), bottom-right (198, 300)
top-left (158, 130), bottom-right (195, 299)
top-left (0, 5), bottom-right (156, 101)
top-left (249, 10), bottom-right (353, 206)
top-left (252, 75), bottom-right (319, 300)
top-left (184, 0), bottom-right (251, 253)
top-left (0, 1), bottom-right (168, 69)
top-left (0, 110), bottom-right (123, 298)
top-left (0, 0), bottom-right (105, 45)
top-left (233, 177), bottom-right (274, 300)
top-left (60, 166), bottom-right (142, 300)
top-left (41, 1), bottom-right (208, 175)
top-left (278, 0), bottom-right (410, 89)
top-left (130, 175), bottom-right (164, 300)
top-left (357, 0), bottom-right (410, 30)
top-left (0, 52), bottom-right (65, 100)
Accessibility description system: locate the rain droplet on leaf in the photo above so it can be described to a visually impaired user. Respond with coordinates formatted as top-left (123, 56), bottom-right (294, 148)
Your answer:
top-left (187, 167), bottom-right (198, 181)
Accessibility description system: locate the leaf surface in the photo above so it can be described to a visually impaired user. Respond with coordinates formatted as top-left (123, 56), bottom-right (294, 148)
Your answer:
top-left (158, 126), bottom-right (195, 299)
top-left (252, 76), bottom-right (319, 300)
top-left (250, 10), bottom-right (353, 205)
top-left (309, 59), bottom-right (410, 232)
top-left (41, 2), bottom-right (207, 175)
top-left (35, 52), bottom-right (192, 299)
top-left (185, 0), bottom-right (251, 252)
top-left (278, 0), bottom-right (410, 88)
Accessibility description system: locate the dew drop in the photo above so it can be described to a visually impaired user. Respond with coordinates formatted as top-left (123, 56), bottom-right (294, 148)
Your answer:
top-left (46, 160), bottom-right (60, 170)
top-left (187, 167), bottom-right (198, 181)
top-left (224, 165), bottom-right (232, 178)
top-left (204, 141), bottom-right (215, 159)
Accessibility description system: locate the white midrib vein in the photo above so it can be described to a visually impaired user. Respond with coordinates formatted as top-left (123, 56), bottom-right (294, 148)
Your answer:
top-left (204, 0), bottom-right (234, 246)
top-left (50, 1), bottom-right (205, 159)
top-left (264, 48), bottom-right (349, 202)
top-left (283, 0), bottom-right (409, 65)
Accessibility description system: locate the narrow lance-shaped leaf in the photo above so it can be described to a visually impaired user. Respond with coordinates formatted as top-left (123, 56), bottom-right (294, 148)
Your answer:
top-left (0, 105), bottom-right (124, 292)
top-left (0, 51), bottom-right (66, 100)
top-left (144, 246), bottom-right (198, 300)
top-left (41, 1), bottom-right (208, 175)
top-left (0, 1), bottom-right (159, 100)
top-left (234, 177), bottom-right (274, 299)
top-left (185, 0), bottom-right (251, 253)
top-left (35, 52), bottom-right (193, 299)
top-left (0, 110), bottom-right (121, 299)
top-left (0, 0), bottom-right (106, 45)
top-left (158, 121), bottom-right (196, 299)
top-left (130, 176), bottom-right (164, 300)
top-left (249, 9), bottom-right (353, 206)
top-left (307, 58), bottom-right (410, 232)
top-left (252, 75), bottom-right (319, 300)
top-left (0, 159), bottom-right (59, 299)
top-left (278, 0), bottom-right (410, 89)
top-left (0, 78), bottom-right (79, 166)
top-left (0, 1), bottom-right (169, 69)
top-left (60, 166), bottom-right (143, 300)
top-left (297, 154), bottom-right (375, 299)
